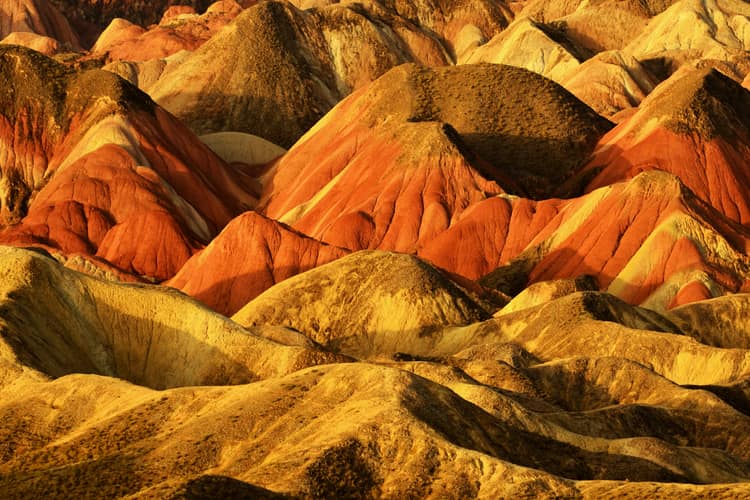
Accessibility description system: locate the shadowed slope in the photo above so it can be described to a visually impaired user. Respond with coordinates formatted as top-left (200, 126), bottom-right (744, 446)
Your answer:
top-left (461, 17), bottom-right (659, 118)
top-left (3, 257), bottom-right (750, 495)
top-left (0, 246), bottom-right (343, 389)
top-left (3, 362), bottom-right (750, 497)
top-left (3, 1), bottom-right (750, 496)
top-left (199, 132), bottom-right (286, 166)
top-left (0, 362), bottom-right (682, 498)
top-left (336, 288), bottom-right (750, 386)
top-left (667, 294), bottom-right (750, 349)
top-left (220, 253), bottom-right (750, 490)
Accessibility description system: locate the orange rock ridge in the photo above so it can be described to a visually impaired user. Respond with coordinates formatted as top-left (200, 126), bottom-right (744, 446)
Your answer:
top-left (91, 1), bottom-right (244, 62)
top-left (167, 211), bottom-right (348, 316)
top-left (0, 46), bottom-right (254, 280)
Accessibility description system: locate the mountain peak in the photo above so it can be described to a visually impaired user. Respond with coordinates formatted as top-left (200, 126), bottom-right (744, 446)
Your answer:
top-left (653, 67), bottom-right (750, 139)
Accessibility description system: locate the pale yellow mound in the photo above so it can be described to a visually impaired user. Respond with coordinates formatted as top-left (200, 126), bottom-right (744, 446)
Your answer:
top-left (199, 131), bottom-right (286, 165)
top-left (498, 275), bottom-right (598, 315)
top-left (462, 17), bottom-right (582, 83)
top-left (0, 246), bottom-right (342, 389)
top-left (0, 31), bottom-right (58, 55)
top-left (233, 250), bottom-right (491, 357)
top-left (625, 0), bottom-right (750, 61)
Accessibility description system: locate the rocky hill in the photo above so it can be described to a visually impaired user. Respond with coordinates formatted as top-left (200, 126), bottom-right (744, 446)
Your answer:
top-left (3, 0), bottom-right (750, 497)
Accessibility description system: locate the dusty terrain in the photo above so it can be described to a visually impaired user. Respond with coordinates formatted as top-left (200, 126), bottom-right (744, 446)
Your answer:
top-left (2, 0), bottom-right (750, 498)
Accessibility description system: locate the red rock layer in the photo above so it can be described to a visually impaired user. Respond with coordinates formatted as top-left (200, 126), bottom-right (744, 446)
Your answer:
top-left (166, 211), bottom-right (348, 316)
top-left (418, 196), bottom-right (564, 279)
top-left (575, 68), bottom-right (750, 225)
top-left (0, 46), bottom-right (254, 280)
top-left (584, 128), bottom-right (750, 225)
top-left (476, 171), bottom-right (750, 308)
top-left (261, 120), bottom-right (506, 254)
top-left (91, 1), bottom-right (243, 62)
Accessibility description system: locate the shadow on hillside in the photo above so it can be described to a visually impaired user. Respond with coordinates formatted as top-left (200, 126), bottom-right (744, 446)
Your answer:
top-left (460, 132), bottom-right (604, 200)
top-left (154, 88), bottom-right (331, 151)
top-left (173, 475), bottom-right (289, 499)
top-left (0, 452), bottom-right (144, 498)
top-left (400, 373), bottom-right (692, 483)
top-left (685, 378), bottom-right (750, 417)
top-left (0, 286), bottom-right (259, 389)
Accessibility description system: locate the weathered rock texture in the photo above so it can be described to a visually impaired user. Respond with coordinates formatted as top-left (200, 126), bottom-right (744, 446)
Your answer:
top-left (0, 46), bottom-right (254, 280)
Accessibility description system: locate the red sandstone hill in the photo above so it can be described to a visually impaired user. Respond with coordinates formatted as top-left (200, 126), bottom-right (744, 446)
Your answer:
top-left (0, 45), bottom-right (254, 280)
top-left (4, 2), bottom-right (750, 497)
top-left (166, 211), bottom-right (348, 316)
top-left (418, 68), bottom-right (750, 309)
top-left (475, 170), bottom-right (750, 310)
top-left (573, 66), bottom-right (750, 226)
top-left (257, 62), bottom-right (610, 255)
top-left (91, 1), bottom-right (243, 63)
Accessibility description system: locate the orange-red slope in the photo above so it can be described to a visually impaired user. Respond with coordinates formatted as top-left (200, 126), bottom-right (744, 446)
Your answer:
top-left (417, 167), bottom-right (750, 310)
top-left (0, 46), bottom-right (255, 280)
top-left (166, 211), bottom-right (348, 316)
top-left (91, 1), bottom-right (243, 62)
top-left (259, 63), bottom-right (609, 255)
top-left (575, 68), bottom-right (750, 226)
top-left (475, 171), bottom-right (750, 309)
